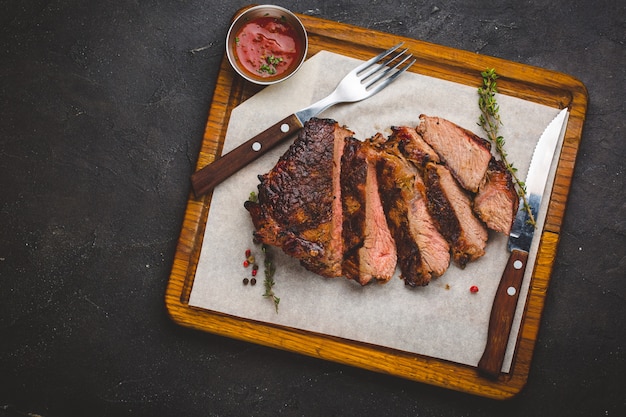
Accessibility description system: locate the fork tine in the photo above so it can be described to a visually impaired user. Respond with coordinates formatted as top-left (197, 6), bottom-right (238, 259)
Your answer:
top-left (353, 42), bottom-right (405, 74)
top-left (366, 55), bottom-right (416, 93)
top-left (360, 47), bottom-right (411, 83)
top-left (365, 51), bottom-right (415, 90)
top-left (371, 60), bottom-right (415, 91)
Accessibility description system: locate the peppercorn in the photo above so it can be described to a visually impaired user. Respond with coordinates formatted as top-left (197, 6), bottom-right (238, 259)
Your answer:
top-left (470, 285), bottom-right (479, 293)
top-left (250, 278), bottom-right (257, 286)
top-left (243, 278), bottom-right (249, 285)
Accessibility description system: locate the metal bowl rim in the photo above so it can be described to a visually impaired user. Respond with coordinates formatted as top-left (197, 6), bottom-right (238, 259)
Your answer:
top-left (225, 5), bottom-right (309, 86)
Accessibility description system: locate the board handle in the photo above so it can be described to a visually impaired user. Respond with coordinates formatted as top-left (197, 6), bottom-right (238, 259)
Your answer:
top-left (191, 113), bottom-right (303, 198)
top-left (478, 249), bottom-right (528, 378)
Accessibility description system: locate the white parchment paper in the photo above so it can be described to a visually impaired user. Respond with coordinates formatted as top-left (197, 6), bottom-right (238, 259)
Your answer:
top-left (189, 51), bottom-right (565, 372)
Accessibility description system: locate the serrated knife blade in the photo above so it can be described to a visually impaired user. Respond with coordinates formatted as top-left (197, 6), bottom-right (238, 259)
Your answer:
top-left (477, 108), bottom-right (569, 378)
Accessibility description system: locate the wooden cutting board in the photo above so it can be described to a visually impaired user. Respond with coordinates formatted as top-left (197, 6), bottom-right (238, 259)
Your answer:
top-left (165, 8), bottom-right (587, 399)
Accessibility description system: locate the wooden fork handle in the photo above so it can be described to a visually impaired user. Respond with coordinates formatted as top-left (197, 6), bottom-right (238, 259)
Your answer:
top-left (191, 113), bottom-right (303, 198)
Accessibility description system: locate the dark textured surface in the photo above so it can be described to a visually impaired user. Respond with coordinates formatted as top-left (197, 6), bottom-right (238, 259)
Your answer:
top-left (1, 0), bottom-right (624, 416)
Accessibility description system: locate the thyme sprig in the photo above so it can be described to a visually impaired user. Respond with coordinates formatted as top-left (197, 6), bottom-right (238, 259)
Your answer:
top-left (477, 68), bottom-right (535, 227)
top-left (261, 244), bottom-right (280, 313)
top-left (248, 191), bottom-right (280, 312)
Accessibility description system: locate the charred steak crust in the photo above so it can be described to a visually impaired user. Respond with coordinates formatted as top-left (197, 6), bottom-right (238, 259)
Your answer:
top-left (244, 118), bottom-right (352, 277)
top-left (424, 163), bottom-right (462, 251)
top-left (341, 139), bottom-right (369, 281)
top-left (376, 155), bottom-right (430, 287)
top-left (424, 162), bottom-right (487, 268)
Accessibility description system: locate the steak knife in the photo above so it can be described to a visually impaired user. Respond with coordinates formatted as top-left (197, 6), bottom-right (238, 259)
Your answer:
top-left (477, 108), bottom-right (569, 378)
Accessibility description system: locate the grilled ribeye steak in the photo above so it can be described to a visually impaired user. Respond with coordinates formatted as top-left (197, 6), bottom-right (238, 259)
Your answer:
top-left (417, 114), bottom-right (492, 193)
top-left (423, 162), bottom-right (488, 268)
top-left (244, 118), bottom-right (353, 277)
top-left (474, 157), bottom-right (519, 234)
top-left (341, 136), bottom-right (397, 285)
top-left (245, 115), bottom-right (517, 287)
top-left (376, 138), bottom-right (450, 286)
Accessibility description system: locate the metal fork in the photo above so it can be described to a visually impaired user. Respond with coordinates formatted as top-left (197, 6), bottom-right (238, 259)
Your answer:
top-left (192, 43), bottom-right (416, 197)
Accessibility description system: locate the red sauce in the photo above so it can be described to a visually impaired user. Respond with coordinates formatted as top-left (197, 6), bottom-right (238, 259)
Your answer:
top-left (233, 16), bottom-right (302, 79)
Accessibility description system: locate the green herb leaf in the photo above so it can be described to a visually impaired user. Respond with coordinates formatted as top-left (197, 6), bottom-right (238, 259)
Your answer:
top-left (257, 55), bottom-right (283, 75)
top-left (478, 68), bottom-right (536, 227)
top-left (261, 244), bottom-right (280, 313)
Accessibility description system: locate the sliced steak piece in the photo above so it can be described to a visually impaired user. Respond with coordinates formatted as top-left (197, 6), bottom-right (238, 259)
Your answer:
top-left (424, 162), bottom-right (488, 268)
top-left (474, 157), bottom-right (519, 234)
top-left (388, 125), bottom-right (440, 167)
top-left (409, 168), bottom-right (451, 279)
top-left (341, 138), bottom-right (397, 285)
top-left (416, 114), bottom-right (492, 193)
top-left (376, 143), bottom-right (450, 286)
top-left (244, 118), bottom-right (352, 277)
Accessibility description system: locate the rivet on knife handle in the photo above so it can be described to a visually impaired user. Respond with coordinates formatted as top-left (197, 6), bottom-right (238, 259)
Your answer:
top-left (191, 114), bottom-right (303, 198)
top-left (477, 249), bottom-right (528, 378)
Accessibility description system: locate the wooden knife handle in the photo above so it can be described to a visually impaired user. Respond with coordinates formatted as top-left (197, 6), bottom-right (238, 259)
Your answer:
top-left (478, 249), bottom-right (529, 378)
top-left (191, 113), bottom-right (303, 198)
